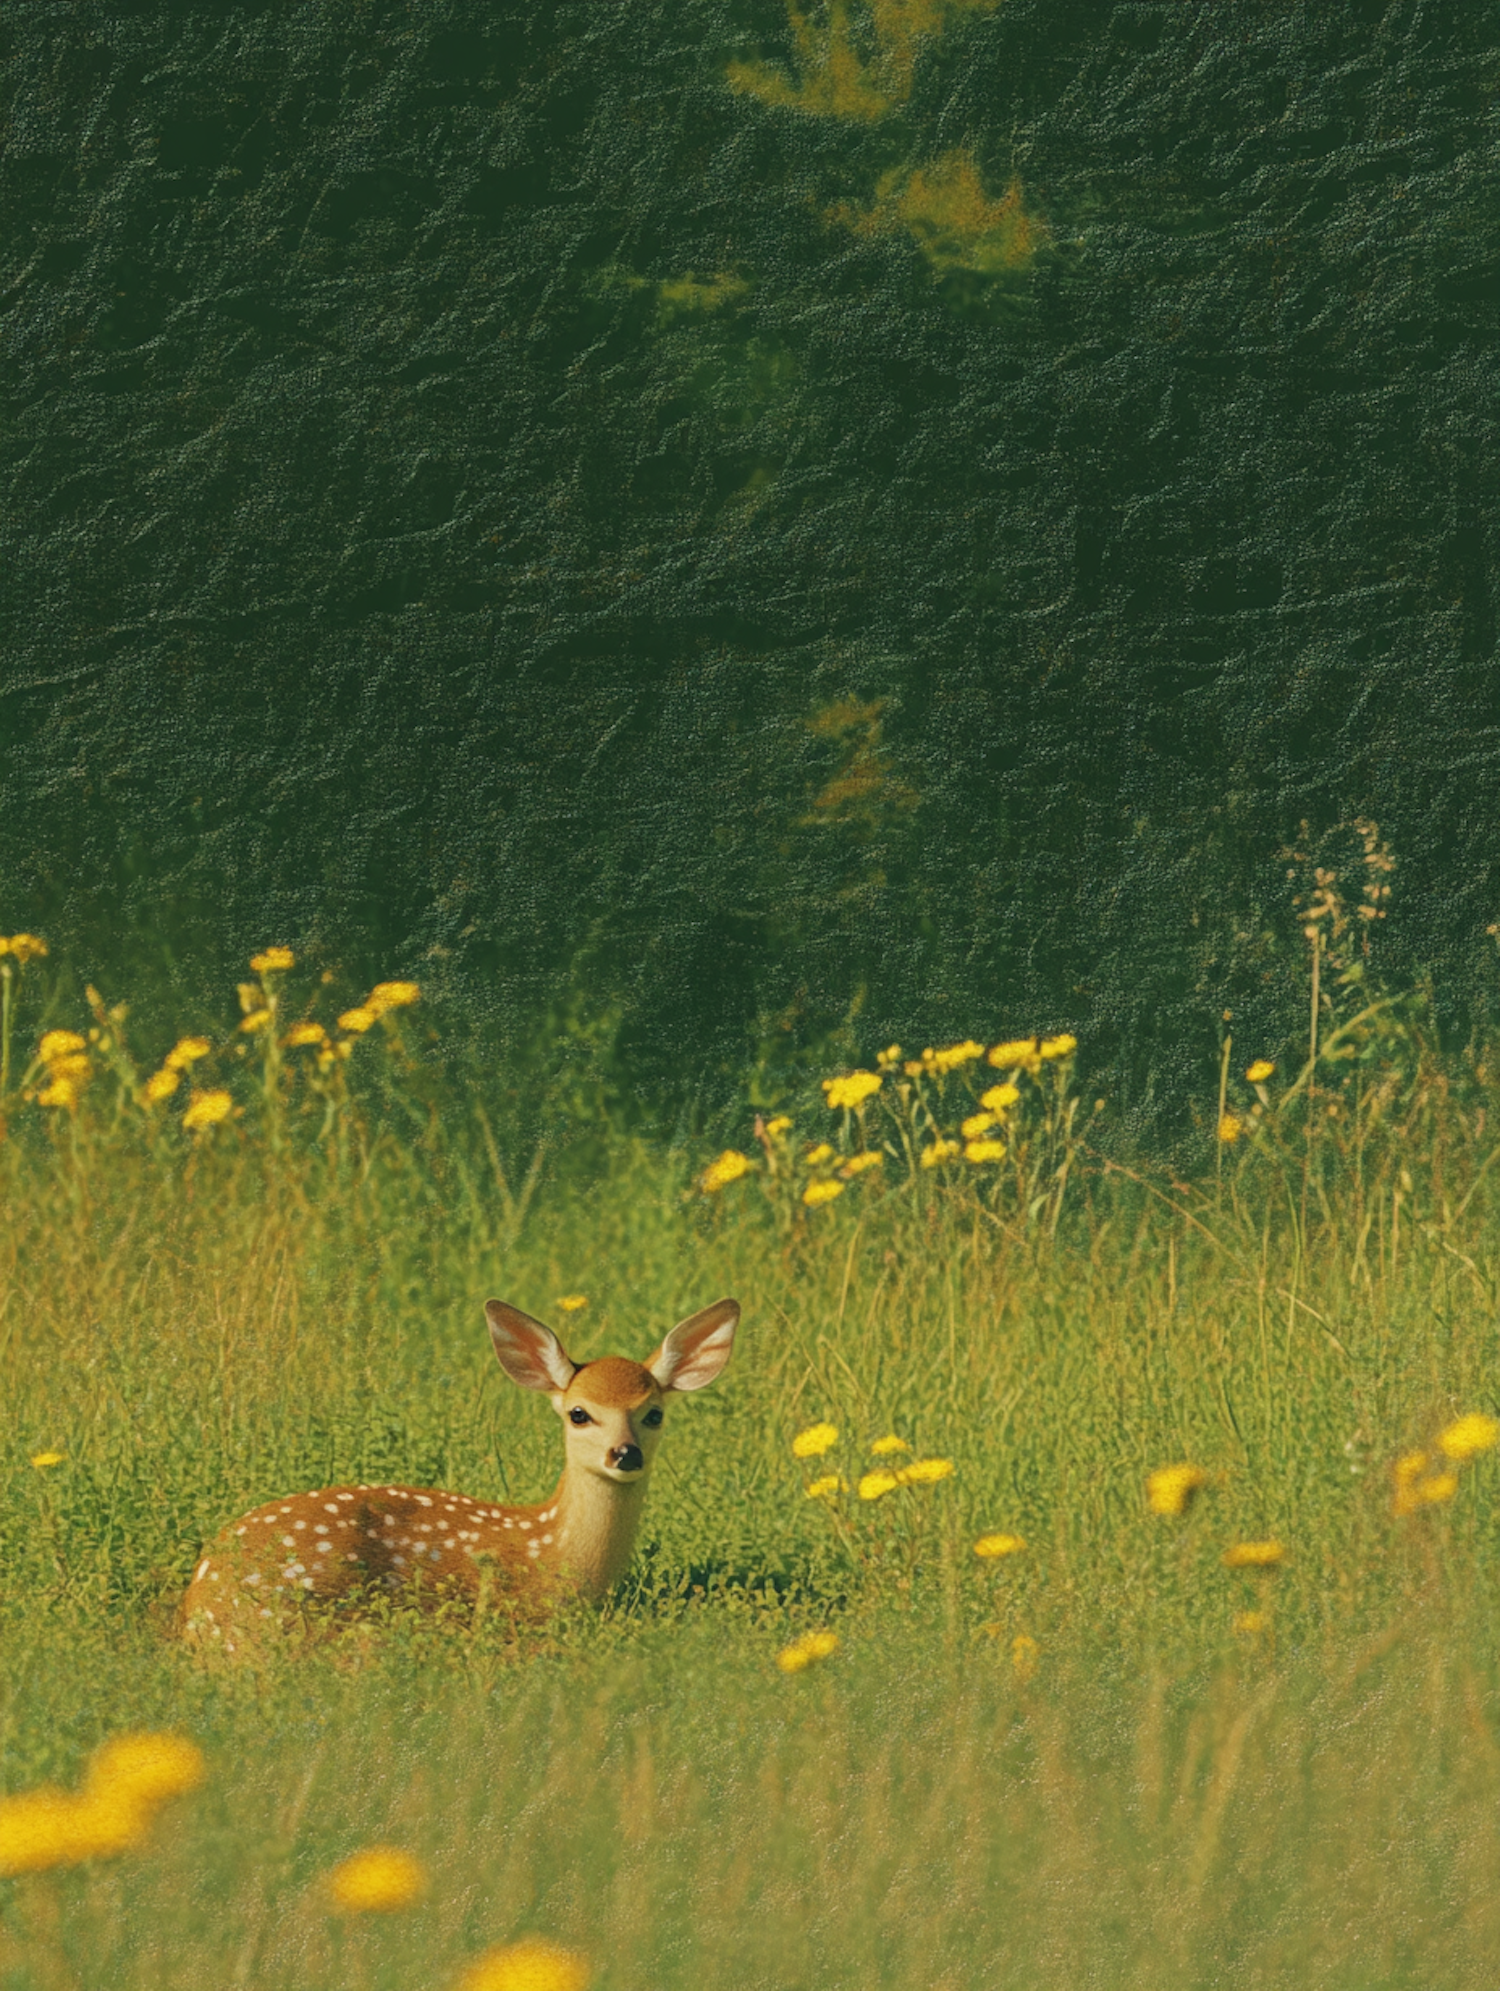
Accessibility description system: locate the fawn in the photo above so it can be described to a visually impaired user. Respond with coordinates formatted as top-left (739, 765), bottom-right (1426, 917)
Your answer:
top-left (180, 1295), bottom-right (739, 1653)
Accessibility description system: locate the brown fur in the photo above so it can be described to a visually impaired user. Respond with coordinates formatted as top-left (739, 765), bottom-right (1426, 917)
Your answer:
top-left (569, 1357), bottom-right (659, 1408)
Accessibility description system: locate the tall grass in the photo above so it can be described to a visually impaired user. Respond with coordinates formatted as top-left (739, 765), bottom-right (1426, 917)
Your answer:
top-left (5, 941), bottom-right (1500, 1985)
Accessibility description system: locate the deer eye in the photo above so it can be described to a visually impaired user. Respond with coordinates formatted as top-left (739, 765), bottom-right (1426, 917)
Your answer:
top-left (568, 1406), bottom-right (593, 1426)
top-left (643, 1406), bottom-right (664, 1428)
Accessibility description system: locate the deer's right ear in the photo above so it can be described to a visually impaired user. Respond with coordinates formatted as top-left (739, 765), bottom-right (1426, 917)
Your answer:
top-left (485, 1301), bottom-right (576, 1394)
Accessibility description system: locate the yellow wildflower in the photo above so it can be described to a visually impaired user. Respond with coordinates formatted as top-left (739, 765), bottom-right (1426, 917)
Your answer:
top-left (556, 1295), bottom-right (588, 1313)
top-left (284, 1021), bottom-right (328, 1049)
top-left (0, 1787), bottom-right (142, 1875)
top-left (700, 1149), bottom-right (752, 1194)
top-left (1217, 1113), bottom-right (1243, 1144)
top-left (456, 1939), bottom-right (593, 1991)
top-left (238, 1008), bottom-right (272, 1034)
top-left (858, 1469), bottom-right (901, 1500)
top-left (960, 1110), bottom-right (996, 1139)
top-left (249, 947), bottom-right (294, 974)
top-left (1011, 1633), bottom-right (1040, 1683)
top-left (765, 1114), bottom-right (792, 1136)
top-left (896, 1457), bottom-right (954, 1485)
top-left (1222, 1540), bottom-right (1285, 1569)
top-left (45, 1053), bottom-right (90, 1083)
top-left (1233, 1609), bottom-right (1267, 1637)
top-left (1438, 1413), bottom-right (1500, 1462)
top-left (876, 1044), bottom-right (903, 1069)
top-left (975, 1532), bottom-right (1026, 1558)
top-left (792, 1422), bottom-right (839, 1459)
top-left (337, 1006), bottom-right (377, 1034)
top-left (1, 934), bottom-right (48, 964)
top-left (775, 1631), bottom-right (840, 1674)
top-left (182, 1089), bottom-right (233, 1131)
top-left (964, 1139), bottom-right (1007, 1163)
top-left (1039, 1033), bottom-right (1077, 1060)
top-left (869, 1434), bottom-right (910, 1456)
top-left (822, 1070), bottom-right (883, 1109)
top-left (164, 1035), bottom-right (211, 1071)
top-left (839, 1150), bottom-right (884, 1177)
top-left (804, 1474), bottom-right (846, 1499)
top-left (803, 1178), bottom-right (845, 1207)
top-left (366, 980), bottom-right (421, 1015)
top-left (988, 1037), bottom-right (1041, 1069)
top-left (924, 1040), bottom-right (986, 1074)
top-left (142, 1068), bottom-right (180, 1104)
top-left (1146, 1462), bottom-right (1208, 1517)
top-left (30, 1452), bottom-right (64, 1468)
top-left (1392, 1449), bottom-right (1458, 1515)
top-left (802, 1142), bottom-right (836, 1167)
top-left (326, 1845), bottom-right (428, 1914)
top-left (980, 1082), bottom-right (1020, 1113)
top-left (919, 1138), bottom-right (962, 1168)
top-left (38, 1029), bottom-right (86, 1063)
top-left (88, 1732), bottom-right (205, 1808)
top-left (1245, 1059), bottom-right (1275, 1083)
top-left (35, 1077), bottom-right (81, 1110)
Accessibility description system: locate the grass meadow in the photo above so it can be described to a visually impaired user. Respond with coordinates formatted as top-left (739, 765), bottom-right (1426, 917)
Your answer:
top-left (5, 943), bottom-right (1500, 1987)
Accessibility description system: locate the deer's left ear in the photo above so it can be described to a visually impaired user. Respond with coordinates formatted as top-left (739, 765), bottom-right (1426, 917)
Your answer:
top-left (647, 1298), bottom-right (739, 1392)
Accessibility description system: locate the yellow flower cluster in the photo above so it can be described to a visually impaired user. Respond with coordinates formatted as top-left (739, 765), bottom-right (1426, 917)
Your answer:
top-left (776, 1630), bottom-right (839, 1674)
top-left (920, 1137), bottom-right (962, 1168)
top-left (805, 1474), bottom-right (847, 1499)
top-left (1146, 1462), bottom-right (1208, 1517)
top-left (987, 1033), bottom-right (1075, 1070)
top-left (326, 1844), bottom-right (428, 1914)
top-left (337, 981), bottom-right (421, 1037)
top-left (1438, 1412), bottom-right (1500, 1462)
top-left (284, 1020), bottom-right (329, 1049)
top-left (182, 1089), bottom-right (233, 1131)
top-left (802, 1177), bottom-right (844, 1206)
top-left (700, 1149), bottom-right (752, 1194)
top-left (964, 1138), bottom-right (1007, 1163)
top-left (909, 1040), bottom-right (986, 1076)
top-left (1245, 1059), bottom-right (1275, 1084)
top-left (974, 1532), bottom-right (1026, 1558)
top-left (555, 1294), bottom-right (589, 1314)
top-left (0, 934), bottom-right (48, 964)
top-left (839, 1150), bottom-right (883, 1177)
top-left (1389, 1415), bottom-right (1498, 1516)
top-left (1222, 1540), bottom-right (1285, 1569)
top-left (792, 1422), bottom-right (839, 1459)
top-left (34, 1028), bottom-right (91, 1109)
top-left (822, 1069), bottom-right (883, 1109)
top-left (456, 1940), bottom-right (593, 1991)
top-left (0, 1731), bottom-right (204, 1877)
top-left (249, 946), bottom-right (295, 974)
top-left (858, 1457), bottom-right (954, 1498)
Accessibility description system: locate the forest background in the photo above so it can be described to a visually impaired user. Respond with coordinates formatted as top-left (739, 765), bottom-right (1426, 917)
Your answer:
top-left (6, 0), bottom-right (1499, 1138)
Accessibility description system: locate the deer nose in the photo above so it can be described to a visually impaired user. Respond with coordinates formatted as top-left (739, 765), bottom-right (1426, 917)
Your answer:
top-left (608, 1443), bottom-right (644, 1474)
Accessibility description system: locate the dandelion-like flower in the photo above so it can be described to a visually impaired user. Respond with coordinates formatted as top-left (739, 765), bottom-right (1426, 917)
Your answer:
top-left (919, 1138), bottom-right (962, 1168)
top-left (238, 1009), bottom-right (272, 1034)
top-left (142, 1068), bottom-right (180, 1104)
top-left (1232, 1609), bottom-right (1268, 1637)
top-left (30, 1452), bottom-right (64, 1469)
top-left (700, 1149), bottom-right (752, 1194)
top-left (839, 1151), bottom-right (883, 1177)
top-left (0, 1787), bottom-right (142, 1875)
top-left (792, 1422), bottom-right (839, 1459)
top-left (980, 1082), bottom-right (1020, 1114)
top-left (337, 1006), bottom-right (377, 1034)
top-left (858, 1469), bottom-right (901, 1501)
top-left (822, 1070), bottom-right (882, 1110)
top-left (367, 980), bottom-right (421, 1015)
top-left (88, 1732), bottom-right (206, 1808)
top-left (802, 1178), bottom-right (845, 1207)
top-left (326, 1845), bottom-right (428, 1914)
top-left (988, 1038), bottom-right (1041, 1070)
top-left (869, 1434), bottom-right (909, 1456)
top-left (802, 1142), bottom-right (835, 1167)
top-left (1438, 1413), bottom-right (1500, 1462)
top-left (1038, 1034), bottom-right (1077, 1060)
top-left (975, 1532), bottom-right (1026, 1558)
top-left (896, 1457), bottom-right (954, 1486)
top-left (923, 1040), bottom-right (986, 1074)
top-left (804, 1474), bottom-right (846, 1499)
top-left (250, 947), bottom-right (295, 974)
top-left (1, 934), bottom-right (48, 964)
top-left (964, 1139), bottom-right (1007, 1164)
top-left (775, 1630), bottom-right (839, 1675)
top-left (164, 1036), bottom-right (211, 1071)
top-left (555, 1294), bottom-right (588, 1313)
top-left (1391, 1449), bottom-right (1458, 1515)
top-left (1146, 1462), bottom-right (1208, 1517)
top-left (182, 1089), bottom-right (233, 1131)
top-left (1222, 1540), bottom-right (1285, 1569)
top-left (456, 1939), bottom-right (594, 1991)
top-left (764, 1115), bottom-right (792, 1136)
top-left (1217, 1114), bottom-right (1243, 1144)
top-left (1011, 1633), bottom-right (1040, 1683)
top-left (1245, 1059), bottom-right (1275, 1083)
top-left (35, 1077), bottom-right (82, 1110)
top-left (38, 1029), bottom-right (87, 1064)
top-left (960, 1110), bottom-right (996, 1139)
top-left (284, 1021), bottom-right (328, 1049)
top-left (876, 1044), bottom-right (903, 1069)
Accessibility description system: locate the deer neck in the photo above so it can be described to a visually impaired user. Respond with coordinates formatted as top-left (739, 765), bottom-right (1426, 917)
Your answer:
top-left (551, 1467), bottom-right (650, 1600)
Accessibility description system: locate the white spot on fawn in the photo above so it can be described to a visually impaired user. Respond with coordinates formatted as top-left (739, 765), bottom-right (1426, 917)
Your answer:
top-left (195, 1559), bottom-right (209, 1579)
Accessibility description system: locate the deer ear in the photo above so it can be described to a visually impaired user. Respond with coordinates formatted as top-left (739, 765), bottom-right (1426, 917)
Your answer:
top-left (485, 1301), bottom-right (576, 1394)
top-left (648, 1298), bottom-right (739, 1393)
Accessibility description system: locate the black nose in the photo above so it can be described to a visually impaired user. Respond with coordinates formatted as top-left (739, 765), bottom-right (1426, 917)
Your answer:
top-left (608, 1443), bottom-right (644, 1473)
